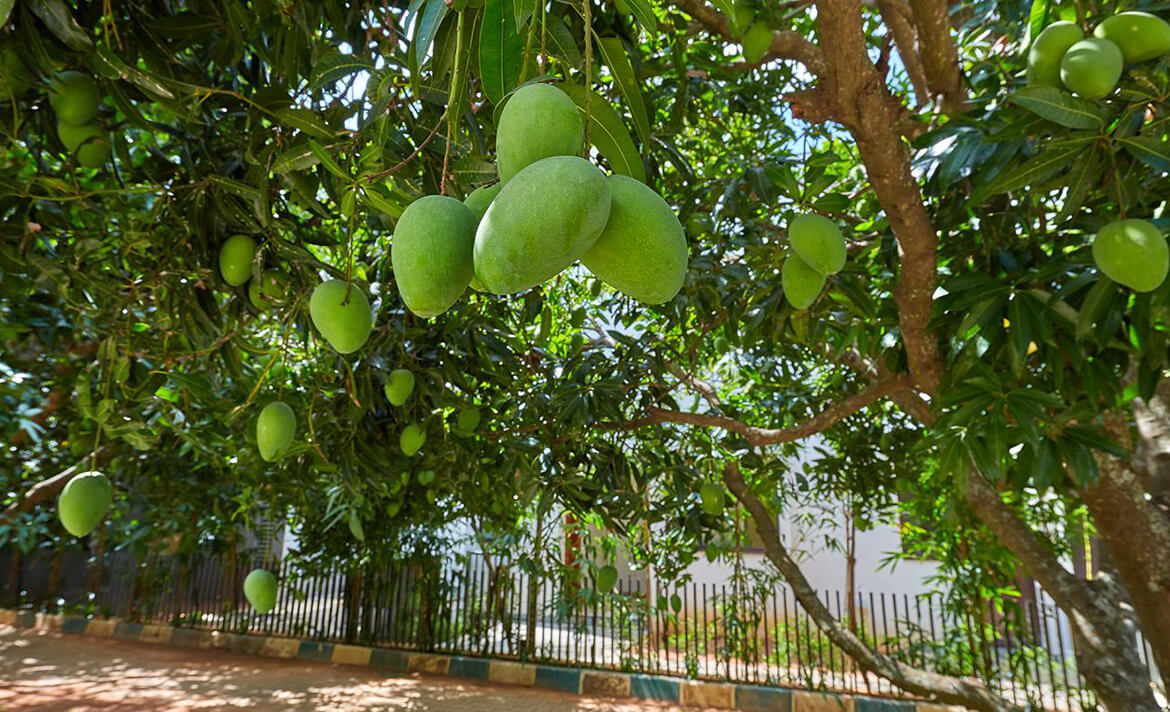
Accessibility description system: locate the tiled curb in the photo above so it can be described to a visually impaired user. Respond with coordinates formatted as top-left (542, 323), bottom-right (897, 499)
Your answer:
top-left (3, 609), bottom-right (963, 711)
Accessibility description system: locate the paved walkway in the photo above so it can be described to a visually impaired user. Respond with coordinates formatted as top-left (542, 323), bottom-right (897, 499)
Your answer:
top-left (0, 626), bottom-right (722, 711)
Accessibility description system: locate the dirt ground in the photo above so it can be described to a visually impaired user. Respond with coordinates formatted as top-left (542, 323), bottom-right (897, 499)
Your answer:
top-left (0, 625), bottom-right (722, 711)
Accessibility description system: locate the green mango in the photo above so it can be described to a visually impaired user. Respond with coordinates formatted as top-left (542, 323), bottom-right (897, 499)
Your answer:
top-left (309, 280), bottom-right (373, 354)
top-left (699, 482), bottom-right (724, 516)
top-left (782, 254), bottom-right (826, 310)
top-left (743, 22), bottom-right (773, 64)
top-left (670, 593), bottom-right (682, 612)
top-left (1027, 21), bottom-right (1085, 87)
top-left (0, 46), bottom-right (33, 97)
top-left (56, 121), bottom-right (111, 168)
top-left (400, 423), bottom-right (426, 456)
top-left (1094, 11), bottom-right (1170, 64)
top-left (257, 401), bottom-right (296, 462)
top-left (788, 213), bottom-right (846, 275)
top-left (1060, 37), bottom-right (1123, 99)
top-left (596, 565), bottom-right (618, 594)
top-left (464, 183), bottom-right (502, 220)
top-left (384, 368), bottom-right (415, 406)
top-left (392, 195), bottom-right (477, 318)
top-left (248, 269), bottom-right (289, 310)
top-left (418, 469), bottom-right (436, 486)
top-left (474, 156), bottom-right (611, 294)
top-left (705, 543), bottom-right (719, 562)
top-left (1092, 219), bottom-right (1169, 292)
top-left (713, 335), bottom-right (730, 353)
top-left (218, 234), bottom-right (257, 286)
top-left (496, 83), bottom-right (584, 182)
top-left (243, 569), bottom-right (278, 614)
top-left (58, 471), bottom-right (113, 537)
top-left (581, 175), bottom-right (688, 305)
top-left (455, 407), bottom-right (481, 434)
top-left (730, 1), bottom-right (754, 36)
top-left (49, 71), bottom-right (101, 125)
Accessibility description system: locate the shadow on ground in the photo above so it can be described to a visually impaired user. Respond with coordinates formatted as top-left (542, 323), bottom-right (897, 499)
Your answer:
top-left (0, 625), bottom-right (713, 711)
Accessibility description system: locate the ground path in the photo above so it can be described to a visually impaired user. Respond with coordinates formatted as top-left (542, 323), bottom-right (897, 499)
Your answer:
top-left (0, 625), bottom-right (725, 711)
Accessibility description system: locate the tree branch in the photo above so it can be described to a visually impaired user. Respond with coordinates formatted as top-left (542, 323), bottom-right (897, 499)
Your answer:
top-left (724, 462), bottom-right (1018, 712)
top-left (618, 375), bottom-right (908, 445)
top-left (876, 0), bottom-right (931, 106)
top-left (668, 0), bottom-right (828, 75)
top-left (1, 449), bottom-right (113, 523)
top-left (907, 0), bottom-right (965, 112)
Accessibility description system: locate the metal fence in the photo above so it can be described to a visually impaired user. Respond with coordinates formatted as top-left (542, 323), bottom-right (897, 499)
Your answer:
top-left (5, 547), bottom-right (1151, 710)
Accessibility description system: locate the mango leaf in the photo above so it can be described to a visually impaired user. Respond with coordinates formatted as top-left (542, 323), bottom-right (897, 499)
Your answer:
top-left (480, 0), bottom-right (524, 104)
top-left (275, 108), bottom-right (337, 139)
top-left (308, 139), bottom-right (349, 180)
top-left (208, 175), bottom-right (262, 202)
top-left (1026, 0), bottom-right (1051, 47)
top-left (1054, 147), bottom-right (1104, 223)
top-left (27, 0), bottom-right (93, 50)
top-left (1007, 86), bottom-right (1105, 130)
top-left (92, 47), bottom-right (177, 101)
top-left (1117, 136), bottom-right (1170, 173)
top-left (149, 12), bottom-right (219, 39)
top-left (975, 146), bottom-right (1084, 198)
top-left (545, 13), bottom-right (583, 70)
top-left (311, 54), bottom-right (375, 92)
top-left (623, 0), bottom-right (659, 32)
top-left (272, 143), bottom-right (321, 174)
top-left (453, 158), bottom-right (498, 182)
top-left (559, 83), bottom-right (646, 182)
top-left (412, 0), bottom-right (449, 66)
top-left (0, 0), bottom-right (14, 26)
top-left (597, 36), bottom-right (651, 146)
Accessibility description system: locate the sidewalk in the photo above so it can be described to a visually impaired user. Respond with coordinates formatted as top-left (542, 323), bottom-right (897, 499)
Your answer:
top-left (0, 625), bottom-right (724, 711)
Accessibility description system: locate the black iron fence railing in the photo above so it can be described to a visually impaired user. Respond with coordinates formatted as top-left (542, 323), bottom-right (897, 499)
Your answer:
top-left (3, 547), bottom-right (1158, 711)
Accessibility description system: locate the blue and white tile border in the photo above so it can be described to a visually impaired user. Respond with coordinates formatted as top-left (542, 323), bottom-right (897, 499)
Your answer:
top-left (0, 609), bottom-right (966, 712)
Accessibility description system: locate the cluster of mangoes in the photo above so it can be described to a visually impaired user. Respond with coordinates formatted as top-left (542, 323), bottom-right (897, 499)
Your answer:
top-left (782, 214), bottom-right (847, 310)
top-left (392, 83), bottom-right (689, 320)
top-left (1, 49), bottom-right (111, 168)
top-left (1027, 12), bottom-right (1170, 99)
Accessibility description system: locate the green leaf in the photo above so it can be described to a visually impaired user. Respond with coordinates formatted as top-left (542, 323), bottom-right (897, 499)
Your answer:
top-left (558, 83), bottom-right (646, 182)
top-left (976, 146), bottom-right (1084, 198)
top-left (1008, 86), bottom-right (1105, 130)
top-left (92, 47), bottom-right (177, 101)
top-left (1077, 277), bottom-right (1116, 340)
top-left (413, 0), bottom-right (450, 66)
top-left (272, 143), bottom-right (322, 174)
top-left (347, 510), bottom-right (365, 542)
top-left (623, 0), bottom-right (659, 31)
top-left (0, 0), bottom-right (14, 25)
top-left (545, 14), bottom-right (583, 70)
top-left (1026, 0), bottom-right (1051, 47)
top-left (208, 175), bottom-right (262, 202)
top-left (148, 12), bottom-right (219, 39)
top-left (27, 0), bottom-right (93, 50)
top-left (308, 140), bottom-right (349, 180)
top-left (311, 54), bottom-right (375, 92)
top-left (275, 108), bottom-right (337, 139)
top-left (1055, 147), bottom-right (1103, 223)
top-left (480, 0), bottom-right (524, 104)
top-left (597, 36), bottom-right (651, 147)
top-left (1117, 136), bottom-right (1170, 173)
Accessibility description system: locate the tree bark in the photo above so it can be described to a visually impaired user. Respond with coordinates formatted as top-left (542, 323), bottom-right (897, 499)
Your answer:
top-left (724, 463), bottom-right (1020, 712)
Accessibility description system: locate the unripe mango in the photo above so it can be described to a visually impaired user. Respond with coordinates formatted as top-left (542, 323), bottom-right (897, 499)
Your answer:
top-left (455, 407), bottom-right (481, 435)
top-left (0, 46), bottom-right (33, 97)
top-left (400, 423), bottom-right (426, 456)
top-left (788, 214), bottom-right (846, 275)
top-left (1027, 21), bottom-right (1085, 87)
top-left (257, 401), bottom-right (296, 462)
top-left (1092, 218), bottom-right (1169, 292)
top-left (743, 22), bottom-right (773, 64)
top-left (57, 121), bottom-right (111, 168)
top-left (496, 84), bottom-right (584, 182)
top-left (392, 195), bottom-right (477, 318)
top-left (699, 482), bottom-right (724, 516)
top-left (385, 368), bottom-right (415, 406)
top-left (58, 471), bottom-right (113, 537)
top-left (243, 569), bottom-right (278, 614)
top-left (1060, 38), bottom-right (1123, 99)
top-left (782, 254), bottom-right (826, 309)
top-left (596, 565), bottom-right (618, 594)
top-left (309, 280), bottom-right (373, 354)
top-left (474, 156), bottom-right (611, 294)
top-left (464, 183), bottom-right (502, 220)
top-left (1094, 11), bottom-right (1170, 64)
top-left (219, 234), bottom-right (257, 286)
top-left (49, 71), bottom-right (101, 125)
top-left (581, 175), bottom-right (687, 305)
top-left (248, 269), bottom-right (289, 310)
top-left (730, 1), bottom-right (754, 36)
